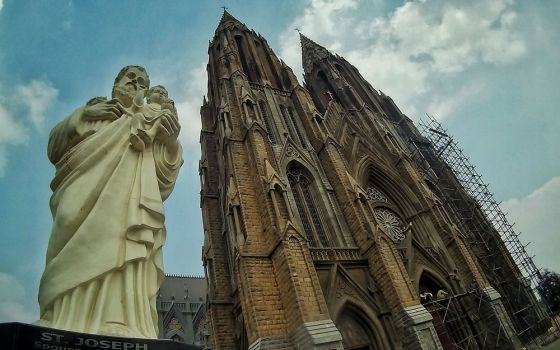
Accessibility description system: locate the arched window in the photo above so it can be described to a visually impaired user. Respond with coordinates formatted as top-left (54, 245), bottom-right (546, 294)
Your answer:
top-left (288, 107), bottom-right (306, 147)
top-left (244, 99), bottom-right (257, 122)
top-left (281, 69), bottom-right (292, 90)
top-left (317, 70), bottom-right (340, 103)
top-left (279, 105), bottom-right (304, 147)
top-left (287, 166), bottom-right (329, 247)
top-left (234, 35), bottom-right (251, 78)
top-left (366, 184), bottom-right (407, 244)
top-left (258, 100), bottom-right (276, 143)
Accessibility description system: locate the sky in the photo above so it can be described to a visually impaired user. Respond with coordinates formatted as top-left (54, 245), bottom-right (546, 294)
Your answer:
top-left (0, 0), bottom-right (558, 323)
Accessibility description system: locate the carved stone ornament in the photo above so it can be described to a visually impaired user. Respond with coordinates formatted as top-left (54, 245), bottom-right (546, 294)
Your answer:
top-left (168, 318), bottom-right (183, 331)
top-left (373, 207), bottom-right (406, 243)
top-left (38, 65), bottom-right (183, 338)
top-left (366, 186), bottom-right (388, 202)
top-left (285, 144), bottom-right (300, 159)
top-left (336, 280), bottom-right (356, 299)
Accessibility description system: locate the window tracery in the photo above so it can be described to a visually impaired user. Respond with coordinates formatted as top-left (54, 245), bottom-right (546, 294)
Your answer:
top-left (366, 186), bottom-right (388, 203)
top-left (288, 107), bottom-right (306, 147)
top-left (258, 100), bottom-right (276, 143)
top-left (366, 184), bottom-right (407, 243)
top-left (287, 166), bottom-right (329, 247)
top-left (373, 207), bottom-right (406, 243)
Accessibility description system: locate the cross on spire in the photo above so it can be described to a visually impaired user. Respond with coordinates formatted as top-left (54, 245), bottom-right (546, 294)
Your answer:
top-left (221, 6), bottom-right (228, 12)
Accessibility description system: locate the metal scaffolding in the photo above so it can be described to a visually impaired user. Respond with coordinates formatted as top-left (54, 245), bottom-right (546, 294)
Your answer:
top-left (406, 115), bottom-right (559, 348)
top-left (423, 288), bottom-right (515, 350)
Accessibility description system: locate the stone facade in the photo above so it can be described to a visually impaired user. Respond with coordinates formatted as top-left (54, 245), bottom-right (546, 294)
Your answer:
top-left (157, 275), bottom-right (207, 347)
top-left (199, 11), bottom-right (539, 350)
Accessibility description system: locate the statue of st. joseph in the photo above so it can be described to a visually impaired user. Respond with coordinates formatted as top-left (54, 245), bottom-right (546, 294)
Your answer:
top-left (38, 65), bottom-right (182, 338)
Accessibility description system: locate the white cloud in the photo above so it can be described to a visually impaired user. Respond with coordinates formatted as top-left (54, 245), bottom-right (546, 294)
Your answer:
top-left (174, 62), bottom-right (206, 167)
top-left (426, 81), bottom-right (485, 121)
top-left (345, 46), bottom-right (428, 116)
top-left (0, 272), bottom-right (36, 323)
top-left (278, 0), bottom-right (526, 119)
top-left (0, 103), bottom-right (28, 177)
top-left (15, 80), bottom-right (59, 130)
top-left (0, 104), bottom-right (27, 145)
top-left (382, 0), bottom-right (526, 72)
top-left (0, 79), bottom-right (58, 176)
top-left (502, 176), bottom-right (560, 273)
top-left (0, 0), bottom-right (3, 13)
top-left (279, 0), bottom-right (358, 82)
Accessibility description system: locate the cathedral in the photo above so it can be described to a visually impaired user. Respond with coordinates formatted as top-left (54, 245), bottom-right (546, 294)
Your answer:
top-left (199, 11), bottom-right (552, 350)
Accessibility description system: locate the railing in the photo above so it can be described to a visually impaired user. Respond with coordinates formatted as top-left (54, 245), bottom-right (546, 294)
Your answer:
top-left (158, 301), bottom-right (202, 313)
top-left (159, 301), bottom-right (172, 309)
top-left (249, 82), bottom-right (264, 91)
top-left (309, 247), bottom-right (363, 262)
top-left (248, 82), bottom-right (290, 96)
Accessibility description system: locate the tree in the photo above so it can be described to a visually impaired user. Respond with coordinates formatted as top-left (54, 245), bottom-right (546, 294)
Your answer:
top-left (537, 269), bottom-right (560, 315)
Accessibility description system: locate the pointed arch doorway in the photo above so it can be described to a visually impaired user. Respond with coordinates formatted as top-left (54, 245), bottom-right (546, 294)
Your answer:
top-left (336, 303), bottom-right (386, 350)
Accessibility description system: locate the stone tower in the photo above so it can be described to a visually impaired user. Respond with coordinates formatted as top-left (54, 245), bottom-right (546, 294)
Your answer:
top-left (200, 11), bottom-right (532, 350)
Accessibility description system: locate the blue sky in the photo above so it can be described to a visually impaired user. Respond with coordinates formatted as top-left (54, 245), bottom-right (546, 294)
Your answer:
top-left (0, 0), bottom-right (558, 322)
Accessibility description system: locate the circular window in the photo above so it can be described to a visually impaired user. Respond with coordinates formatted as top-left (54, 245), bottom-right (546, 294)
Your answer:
top-left (373, 207), bottom-right (406, 242)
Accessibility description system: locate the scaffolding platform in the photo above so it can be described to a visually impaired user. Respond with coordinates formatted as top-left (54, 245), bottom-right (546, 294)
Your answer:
top-left (405, 115), bottom-right (559, 348)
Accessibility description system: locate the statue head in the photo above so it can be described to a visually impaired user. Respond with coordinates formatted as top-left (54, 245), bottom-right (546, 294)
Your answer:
top-left (147, 85), bottom-right (169, 105)
top-left (112, 65), bottom-right (150, 106)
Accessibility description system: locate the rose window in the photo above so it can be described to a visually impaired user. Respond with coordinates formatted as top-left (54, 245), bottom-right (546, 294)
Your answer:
top-left (373, 207), bottom-right (405, 242)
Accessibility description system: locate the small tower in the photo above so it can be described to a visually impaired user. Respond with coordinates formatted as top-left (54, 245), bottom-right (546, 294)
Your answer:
top-left (301, 33), bottom-right (384, 114)
top-left (301, 33), bottom-right (527, 349)
top-left (200, 11), bottom-right (344, 349)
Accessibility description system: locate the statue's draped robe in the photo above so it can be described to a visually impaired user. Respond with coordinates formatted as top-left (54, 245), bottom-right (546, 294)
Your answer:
top-left (38, 106), bottom-right (182, 338)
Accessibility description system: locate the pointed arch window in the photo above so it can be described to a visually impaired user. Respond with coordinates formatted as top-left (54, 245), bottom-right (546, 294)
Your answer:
top-left (287, 166), bottom-right (329, 247)
top-left (366, 184), bottom-right (407, 244)
top-left (258, 100), bottom-right (276, 143)
top-left (288, 107), bottom-right (306, 147)
top-left (243, 99), bottom-right (257, 123)
top-left (234, 35), bottom-right (251, 78)
top-left (317, 70), bottom-right (340, 103)
top-left (279, 105), bottom-right (304, 147)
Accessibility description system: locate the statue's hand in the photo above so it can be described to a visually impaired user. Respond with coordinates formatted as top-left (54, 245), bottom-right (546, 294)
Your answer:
top-left (82, 99), bottom-right (125, 121)
top-left (155, 111), bottom-right (180, 146)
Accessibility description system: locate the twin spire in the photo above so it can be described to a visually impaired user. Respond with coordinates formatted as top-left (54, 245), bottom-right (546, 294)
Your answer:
top-left (299, 32), bottom-right (332, 75)
top-left (215, 9), bottom-right (331, 73)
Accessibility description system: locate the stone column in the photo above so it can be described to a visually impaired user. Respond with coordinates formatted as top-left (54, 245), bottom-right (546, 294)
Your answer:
top-left (248, 336), bottom-right (293, 350)
top-left (248, 320), bottom-right (343, 350)
top-left (393, 305), bottom-right (443, 350)
top-left (481, 287), bottom-right (523, 349)
top-left (291, 320), bottom-right (343, 350)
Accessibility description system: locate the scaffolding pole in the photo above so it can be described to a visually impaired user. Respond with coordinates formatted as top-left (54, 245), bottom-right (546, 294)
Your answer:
top-left (406, 115), bottom-right (559, 348)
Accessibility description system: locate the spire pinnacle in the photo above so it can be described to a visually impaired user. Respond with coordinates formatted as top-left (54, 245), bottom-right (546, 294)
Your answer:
top-left (217, 8), bottom-right (243, 28)
top-left (300, 33), bottom-right (331, 75)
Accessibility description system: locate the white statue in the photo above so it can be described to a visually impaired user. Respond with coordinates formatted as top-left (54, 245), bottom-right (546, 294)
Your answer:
top-left (38, 66), bottom-right (182, 338)
top-left (130, 84), bottom-right (177, 152)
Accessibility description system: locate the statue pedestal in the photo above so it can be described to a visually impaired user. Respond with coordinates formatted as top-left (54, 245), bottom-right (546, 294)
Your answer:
top-left (0, 322), bottom-right (202, 350)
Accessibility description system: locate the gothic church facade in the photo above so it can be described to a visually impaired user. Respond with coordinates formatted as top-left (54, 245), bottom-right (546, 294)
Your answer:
top-left (199, 11), bottom-right (544, 350)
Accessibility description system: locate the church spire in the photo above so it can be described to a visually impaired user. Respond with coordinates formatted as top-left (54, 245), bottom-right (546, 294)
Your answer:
top-left (216, 9), bottom-right (245, 31)
top-left (300, 33), bottom-right (331, 76)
